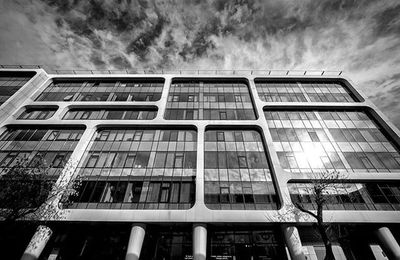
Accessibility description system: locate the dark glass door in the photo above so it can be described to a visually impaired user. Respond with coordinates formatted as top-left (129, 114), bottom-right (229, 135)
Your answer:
top-left (235, 244), bottom-right (252, 260)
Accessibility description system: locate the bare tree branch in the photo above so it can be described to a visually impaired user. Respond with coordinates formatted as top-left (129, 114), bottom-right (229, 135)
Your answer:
top-left (289, 170), bottom-right (348, 260)
top-left (295, 202), bottom-right (318, 220)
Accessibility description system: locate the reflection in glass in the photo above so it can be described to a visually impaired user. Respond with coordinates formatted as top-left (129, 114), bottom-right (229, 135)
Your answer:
top-left (255, 80), bottom-right (356, 103)
top-left (204, 130), bottom-right (279, 210)
top-left (72, 129), bottom-right (197, 210)
top-left (289, 182), bottom-right (400, 211)
top-left (265, 110), bottom-right (400, 173)
top-left (165, 80), bottom-right (256, 120)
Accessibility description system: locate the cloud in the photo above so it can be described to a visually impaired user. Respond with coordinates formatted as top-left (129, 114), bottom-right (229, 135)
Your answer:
top-left (1, 0), bottom-right (400, 127)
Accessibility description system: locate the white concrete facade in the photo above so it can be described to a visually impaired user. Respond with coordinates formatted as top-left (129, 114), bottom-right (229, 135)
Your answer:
top-left (1, 68), bottom-right (399, 224)
top-left (1, 68), bottom-right (400, 259)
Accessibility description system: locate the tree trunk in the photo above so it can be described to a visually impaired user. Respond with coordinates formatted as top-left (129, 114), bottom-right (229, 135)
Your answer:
top-left (317, 222), bottom-right (335, 260)
top-left (315, 193), bottom-right (335, 260)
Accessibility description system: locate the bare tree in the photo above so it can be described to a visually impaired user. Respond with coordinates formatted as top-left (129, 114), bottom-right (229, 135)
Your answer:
top-left (293, 170), bottom-right (346, 260)
top-left (0, 155), bottom-right (80, 222)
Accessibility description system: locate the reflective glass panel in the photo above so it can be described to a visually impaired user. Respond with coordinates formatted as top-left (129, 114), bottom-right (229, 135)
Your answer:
top-left (72, 129), bottom-right (197, 210)
top-left (255, 80), bottom-right (357, 103)
top-left (264, 110), bottom-right (400, 173)
top-left (204, 129), bottom-right (279, 210)
top-left (165, 80), bottom-right (256, 120)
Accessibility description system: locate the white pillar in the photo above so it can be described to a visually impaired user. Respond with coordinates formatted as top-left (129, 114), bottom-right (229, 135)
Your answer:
top-left (283, 226), bottom-right (307, 260)
top-left (126, 224), bottom-right (146, 260)
top-left (21, 225), bottom-right (52, 260)
top-left (193, 223), bottom-right (207, 260)
top-left (375, 227), bottom-right (400, 260)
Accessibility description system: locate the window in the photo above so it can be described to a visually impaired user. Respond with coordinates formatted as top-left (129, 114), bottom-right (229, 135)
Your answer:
top-left (86, 153), bottom-right (99, 168)
top-left (106, 110), bottom-right (124, 120)
top-left (19, 110), bottom-right (51, 120)
top-left (47, 131), bottom-right (59, 140)
top-left (220, 187), bottom-right (230, 203)
top-left (308, 131), bottom-right (319, 142)
top-left (256, 81), bottom-right (357, 103)
top-left (124, 154), bottom-right (136, 168)
top-left (133, 131), bottom-right (143, 141)
top-left (238, 156), bottom-right (247, 168)
top-left (133, 152), bottom-right (149, 168)
top-left (37, 80), bottom-right (163, 102)
top-left (160, 183), bottom-right (170, 203)
top-left (58, 132), bottom-right (70, 140)
top-left (204, 130), bottom-right (278, 210)
top-left (0, 127), bottom-right (83, 176)
top-left (1, 153), bottom-right (17, 167)
top-left (186, 110), bottom-right (194, 120)
top-left (147, 182), bottom-right (161, 202)
top-left (165, 80), bottom-right (256, 120)
top-left (63, 95), bottom-right (73, 101)
top-left (81, 111), bottom-right (90, 120)
top-left (40, 111), bottom-right (50, 120)
top-left (99, 131), bottom-right (110, 141)
top-left (174, 153), bottom-right (184, 168)
top-left (127, 182), bottom-right (142, 203)
top-left (52, 153), bottom-right (66, 168)
top-left (265, 109), bottom-right (400, 173)
top-left (71, 129), bottom-right (197, 209)
top-left (220, 112), bottom-right (227, 120)
top-left (289, 182), bottom-right (400, 211)
top-left (180, 182), bottom-right (193, 203)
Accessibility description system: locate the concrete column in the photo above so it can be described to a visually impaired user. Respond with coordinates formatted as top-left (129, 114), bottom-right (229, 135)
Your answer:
top-left (283, 226), bottom-right (307, 260)
top-left (126, 224), bottom-right (146, 260)
top-left (193, 223), bottom-right (207, 260)
top-left (375, 227), bottom-right (400, 260)
top-left (21, 225), bottom-right (52, 260)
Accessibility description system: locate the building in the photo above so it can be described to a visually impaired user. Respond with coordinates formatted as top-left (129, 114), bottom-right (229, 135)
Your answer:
top-left (0, 66), bottom-right (400, 260)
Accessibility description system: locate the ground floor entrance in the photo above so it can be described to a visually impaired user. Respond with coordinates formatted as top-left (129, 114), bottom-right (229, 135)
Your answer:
top-left (1, 223), bottom-right (399, 260)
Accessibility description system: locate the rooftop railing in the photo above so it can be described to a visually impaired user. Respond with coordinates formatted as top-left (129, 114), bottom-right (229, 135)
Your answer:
top-left (0, 65), bottom-right (343, 76)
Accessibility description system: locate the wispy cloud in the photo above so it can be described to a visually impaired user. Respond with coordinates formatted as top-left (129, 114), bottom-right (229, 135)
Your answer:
top-left (1, 0), bottom-right (400, 126)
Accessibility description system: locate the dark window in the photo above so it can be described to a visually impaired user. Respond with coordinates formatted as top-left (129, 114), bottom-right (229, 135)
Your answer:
top-left (160, 183), bottom-right (170, 203)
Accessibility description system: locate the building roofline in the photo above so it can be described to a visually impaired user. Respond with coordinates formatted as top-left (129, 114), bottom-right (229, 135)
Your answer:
top-left (0, 65), bottom-right (343, 76)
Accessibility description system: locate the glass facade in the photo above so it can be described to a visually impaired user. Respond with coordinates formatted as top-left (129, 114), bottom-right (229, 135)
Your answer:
top-left (0, 71), bottom-right (35, 105)
top-left (264, 110), bottom-right (400, 173)
top-left (141, 227), bottom-right (192, 260)
top-left (255, 80), bottom-right (357, 103)
top-left (0, 127), bottom-right (84, 176)
top-left (208, 228), bottom-right (286, 260)
top-left (165, 79), bottom-right (256, 120)
top-left (204, 130), bottom-right (278, 210)
top-left (18, 108), bottom-right (56, 120)
top-left (289, 182), bottom-right (400, 211)
top-left (63, 108), bottom-right (157, 120)
top-left (36, 79), bottom-right (164, 102)
top-left (40, 225), bottom-right (193, 260)
top-left (43, 225), bottom-right (129, 260)
top-left (72, 129), bottom-right (197, 209)
top-left (3, 69), bottom-right (400, 260)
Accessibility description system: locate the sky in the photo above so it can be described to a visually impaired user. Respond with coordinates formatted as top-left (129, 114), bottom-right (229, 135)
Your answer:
top-left (0, 0), bottom-right (400, 127)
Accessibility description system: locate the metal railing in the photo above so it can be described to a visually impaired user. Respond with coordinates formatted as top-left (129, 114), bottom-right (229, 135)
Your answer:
top-left (0, 65), bottom-right (343, 76)
top-left (0, 65), bottom-right (42, 69)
